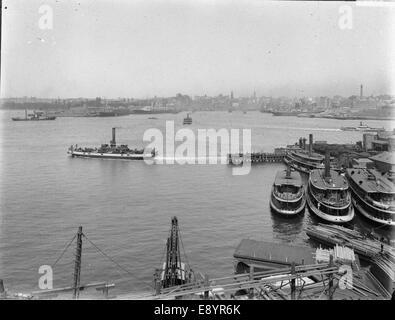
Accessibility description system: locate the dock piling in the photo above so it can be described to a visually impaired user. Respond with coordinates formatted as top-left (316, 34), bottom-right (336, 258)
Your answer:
top-left (204, 274), bottom-right (209, 299)
top-left (291, 262), bottom-right (296, 300)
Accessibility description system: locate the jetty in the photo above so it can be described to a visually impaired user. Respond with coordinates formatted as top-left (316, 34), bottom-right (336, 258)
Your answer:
top-left (228, 151), bottom-right (285, 165)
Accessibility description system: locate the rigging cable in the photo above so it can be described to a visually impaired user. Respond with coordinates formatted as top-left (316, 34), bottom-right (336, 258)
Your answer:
top-left (52, 234), bottom-right (77, 268)
top-left (82, 233), bottom-right (154, 290)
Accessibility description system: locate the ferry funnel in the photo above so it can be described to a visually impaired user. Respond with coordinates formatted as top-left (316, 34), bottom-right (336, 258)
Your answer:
top-left (324, 151), bottom-right (331, 179)
top-left (110, 127), bottom-right (116, 147)
top-left (309, 134), bottom-right (313, 156)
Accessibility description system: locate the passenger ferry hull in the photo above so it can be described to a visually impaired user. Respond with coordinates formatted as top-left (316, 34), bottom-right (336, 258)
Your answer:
top-left (68, 150), bottom-right (154, 160)
top-left (348, 186), bottom-right (395, 227)
top-left (270, 196), bottom-right (306, 216)
top-left (306, 185), bottom-right (354, 223)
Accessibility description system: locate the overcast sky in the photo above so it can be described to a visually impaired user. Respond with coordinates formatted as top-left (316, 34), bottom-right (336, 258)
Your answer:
top-left (1, 0), bottom-right (394, 99)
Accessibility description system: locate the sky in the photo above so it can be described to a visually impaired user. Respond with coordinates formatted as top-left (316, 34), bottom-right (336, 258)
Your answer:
top-left (1, 0), bottom-right (395, 99)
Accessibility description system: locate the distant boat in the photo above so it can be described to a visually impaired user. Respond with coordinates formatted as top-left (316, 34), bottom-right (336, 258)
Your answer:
top-left (270, 166), bottom-right (306, 216)
top-left (12, 110), bottom-right (56, 121)
top-left (341, 121), bottom-right (385, 132)
top-left (271, 111), bottom-right (300, 116)
top-left (183, 113), bottom-right (192, 125)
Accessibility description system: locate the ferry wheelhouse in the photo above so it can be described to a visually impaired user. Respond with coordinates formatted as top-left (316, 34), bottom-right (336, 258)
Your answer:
top-left (346, 168), bottom-right (395, 226)
top-left (270, 167), bottom-right (306, 216)
top-left (306, 153), bottom-right (354, 223)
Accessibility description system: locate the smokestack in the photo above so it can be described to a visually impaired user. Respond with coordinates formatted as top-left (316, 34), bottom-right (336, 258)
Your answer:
top-left (299, 138), bottom-right (303, 149)
top-left (324, 151), bottom-right (331, 179)
top-left (110, 127), bottom-right (116, 147)
top-left (360, 84), bottom-right (363, 98)
top-left (302, 138), bottom-right (307, 150)
top-left (309, 134), bottom-right (313, 156)
top-left (286, 165), bottom-right (291, 178)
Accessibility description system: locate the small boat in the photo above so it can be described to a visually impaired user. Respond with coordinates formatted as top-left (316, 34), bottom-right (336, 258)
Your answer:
top-left (306, 152), bottom-right (354, 223)
top-left (183, 113), bottom-right (192, 125)
top-left (270, 166), bottom-right (306, 216)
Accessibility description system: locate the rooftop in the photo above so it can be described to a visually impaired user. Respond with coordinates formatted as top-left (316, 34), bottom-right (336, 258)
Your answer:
top-left (369, 151), bottom-right (395, 165)
top-left (346, 168), bottom-right (395, 194)
top-left (234, 239), bottom-right (315, 266)
top-left (310, 169), bottom-right (349, 190)
top-left (274, 169), bottom-right (302, 187)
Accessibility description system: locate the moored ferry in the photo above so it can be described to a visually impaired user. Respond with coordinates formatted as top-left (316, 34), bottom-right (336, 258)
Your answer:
top-left (346, 168), bottom-right (395, 226)
top-left (67, 127), bottom-right (156, 160)
top-left (306, 153), bottom-right (354, 224)
top-left (284, 134), bottom-right (324, 174)
top-left (270, 166), bottom-right (306, 216)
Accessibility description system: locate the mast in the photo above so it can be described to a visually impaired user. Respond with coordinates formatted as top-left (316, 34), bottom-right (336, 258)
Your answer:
top-left (73, 226), bottom-right (83, 299)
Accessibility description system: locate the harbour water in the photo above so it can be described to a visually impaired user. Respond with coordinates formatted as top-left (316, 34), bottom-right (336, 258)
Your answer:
top-left (0, 110), bottom-right (393, 295)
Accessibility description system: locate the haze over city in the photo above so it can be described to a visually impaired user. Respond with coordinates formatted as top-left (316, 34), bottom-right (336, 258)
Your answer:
top-left (1, 0), bottom-right (394, 99)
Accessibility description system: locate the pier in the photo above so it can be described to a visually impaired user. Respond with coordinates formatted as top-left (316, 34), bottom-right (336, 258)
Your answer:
top-left (228, 152), bottom-right (285, 165)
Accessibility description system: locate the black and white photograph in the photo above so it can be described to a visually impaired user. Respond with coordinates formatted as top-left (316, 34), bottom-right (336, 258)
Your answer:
top-left (0, 0), bottom-right (394, 308)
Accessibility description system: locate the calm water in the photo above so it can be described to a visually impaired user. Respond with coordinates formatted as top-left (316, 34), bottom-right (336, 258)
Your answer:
top-left (0, 110), bottom-right (393, 295)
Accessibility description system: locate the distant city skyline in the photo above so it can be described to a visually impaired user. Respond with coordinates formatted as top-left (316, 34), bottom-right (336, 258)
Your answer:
top-left (1, 0), bottom-right (394, 99)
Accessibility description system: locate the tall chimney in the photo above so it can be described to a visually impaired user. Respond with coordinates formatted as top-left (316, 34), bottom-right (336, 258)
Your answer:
top-left (302, 138), bottom-right (307, 150)
top-left (324, 151), bottom-right (331, 179)
top-left (309, 134), bottom-right (313, 156)
top-left (299, 138), bottom-right (303, 149)
top-left (360, 84), bottom-right (363, 98)
top-left (110, 127), bottom-right (116, 147)
top-left (286, 165), bottom-right (291, 178)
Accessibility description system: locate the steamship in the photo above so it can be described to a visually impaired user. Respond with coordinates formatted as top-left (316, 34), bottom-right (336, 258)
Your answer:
top-left (12, 110), bottom-right (56, 121)
top-left (306, 153), bottom-right (354, 224)
top-left (346, 168), bottom-right (395, 226)
top-left (183, 113), bottom-right (192, 125)
top-left (67, 127), bottom-right (156, 160)
top-left (284, 134), bottom-right (325, 174)
top-left (270, 166), bottom-right (306, 216)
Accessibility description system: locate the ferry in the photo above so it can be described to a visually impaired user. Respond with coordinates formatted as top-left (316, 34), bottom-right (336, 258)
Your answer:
top-left (284, 134), bottom-right (325, 174)
top-left (12, 110), bottom-right (56, 121)
top-left (341, 122), bottom-right (385, 132)
top-left (346, 168), bottom-right (395, 226)
top-left (306, 153), bottom-right (354, 224)
top-left (67, 127), bottom-right (156, 160)
top-left (271, 111), bottom-right (300, 117)
top-left (183, 113), bottom-right (192, 125)
top-left (270, 167), bottom-right (306, 216)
